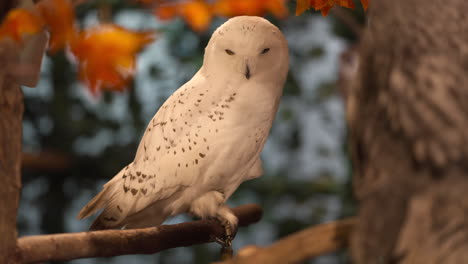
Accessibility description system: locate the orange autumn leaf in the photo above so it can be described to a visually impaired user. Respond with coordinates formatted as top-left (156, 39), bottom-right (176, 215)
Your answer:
top-left (296, 0), bottom-right (356, 16)
top-left (0, 8), bottom-right (44, 42)
top-left (156, 0), bottom-right (287, 32)
top-left (213, 0), bottom-right (263, 16)
top-left (155, 0), bottom-right (212, 32)
top-left (264, 0), bottom-right (288, 18)
top-left (360, 0), bottom-right (369, 10)
top-left (70, 24), bottom-right (155, 94)
top-left (37, 0), bottom-right (76, 53)
top-left (181, 1), bottom-right (212, 32)
top-left (313, 0), bottom-right (355, 16)
top-left (296, 0), bottom-right (310, 15)
top-left (213, 0), bottom-right (287, 18)
top-left (155, 5), bottom-right (178, 21)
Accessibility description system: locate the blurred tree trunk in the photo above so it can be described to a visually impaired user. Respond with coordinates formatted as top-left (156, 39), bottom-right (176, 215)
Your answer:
top-left (0, 64), bottom-right (23, 263)
top-left (0, 2), bottom-right (22, 263)
top-left (349, 0), bottom-right (468, 263)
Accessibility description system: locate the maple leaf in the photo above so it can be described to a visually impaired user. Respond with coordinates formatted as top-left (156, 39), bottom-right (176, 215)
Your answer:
top-left (37, 0), bottom-right (76, 53)
top-left (180, 1), bottom-right (212, 32)
top-left (296, 0), bottom-right (356, 16)
top-left (360, 0), bottom-right (369, 10)
top-left (212, 0), bottom-right (263, 16)
top-left (154, 4), bottom-right (178, 21)
top-left (264, 0), bottom-right (289, 18)
top-left (212, 0), bottom-right (287, 18)
top-left (70, 24), bottom-right (155, 94)
top-left (156, 0), bottom-right (288, 32)
top-left (0, 8), bottom-right (44, 42)
top-left (155, 0), bottom-right (212, 32)
top-left (295, 0), bottom-right (311, 15)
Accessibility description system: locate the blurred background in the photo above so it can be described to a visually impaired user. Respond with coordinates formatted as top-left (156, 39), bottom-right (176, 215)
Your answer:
top-left (18, 2), bottom-right (364, 263)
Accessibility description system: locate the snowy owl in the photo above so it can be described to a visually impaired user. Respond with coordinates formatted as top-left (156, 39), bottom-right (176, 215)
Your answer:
top-left (78, 16), bottom-right (289, 246)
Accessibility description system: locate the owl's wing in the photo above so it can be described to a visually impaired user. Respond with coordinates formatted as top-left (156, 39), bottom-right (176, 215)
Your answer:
top-left (246, 158), bottom-right (263, 180)
top-left (78, 79), bottom-right (214, 229)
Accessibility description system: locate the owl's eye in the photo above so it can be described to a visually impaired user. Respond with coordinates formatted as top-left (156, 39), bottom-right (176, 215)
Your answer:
top-left (261, 48), bottom-right (270, 54)
top-left (225, 49), bottom-right (235, 55)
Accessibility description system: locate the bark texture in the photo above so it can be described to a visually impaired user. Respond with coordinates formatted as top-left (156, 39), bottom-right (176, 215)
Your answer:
top-left (348, 0), bottom-right (468, 263)
top-left (0, 23), bottom-right (23, 264)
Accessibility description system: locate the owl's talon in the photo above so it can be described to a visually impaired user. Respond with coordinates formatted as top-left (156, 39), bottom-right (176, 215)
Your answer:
top-left (213, 216), bottom-right (237, 257)
top-left (213, 232), bottom-right (234, 247)
top-left (213, 233), bottom-right (234, 260)
top-left (220, 242), bottom-right (233, 260)
top-left (213, 236), bottom-right (225, 245)
top-left (216, 215), bottom-right (237, 260)
top-left (216, 233), bottom-right (234, 260)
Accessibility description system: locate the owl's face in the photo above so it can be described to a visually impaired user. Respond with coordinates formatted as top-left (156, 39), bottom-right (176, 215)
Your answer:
top-left (204, 16), bottom-right (289, 83)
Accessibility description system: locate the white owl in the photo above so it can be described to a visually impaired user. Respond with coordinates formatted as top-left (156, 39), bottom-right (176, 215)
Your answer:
top-left (78, 16), bottom-right (289, 246)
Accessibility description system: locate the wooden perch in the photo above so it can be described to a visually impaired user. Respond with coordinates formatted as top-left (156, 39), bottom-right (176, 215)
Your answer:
top-left (217, 217), bottom-right (356, 264)
top-left (18, 204), bottom-right (262, 263)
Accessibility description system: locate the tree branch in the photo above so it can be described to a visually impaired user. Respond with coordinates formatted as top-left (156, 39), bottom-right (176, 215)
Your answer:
top-left (21, 151), bottom-right (72, 171)
top-left (18, 204), bottom-right (262, 263)
top-left (216, 217), bottom-right (356, 264)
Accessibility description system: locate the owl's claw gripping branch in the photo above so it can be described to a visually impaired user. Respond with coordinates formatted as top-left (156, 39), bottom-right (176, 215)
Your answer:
top-left (216, 234), bottom-right (234, 260)
top-left (213, 231), bottom-right (234, 247)
top-left (214, 235), bottom-right (233, 260)
top-left (221, 243), bottom-right (234, 260)
top-left (213, 214), bottom-right (238, 259)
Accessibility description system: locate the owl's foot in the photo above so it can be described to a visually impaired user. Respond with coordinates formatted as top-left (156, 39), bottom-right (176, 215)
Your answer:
top-left (214, 217), bottom-right (238, 260)
top-left (212, 206), bottom-right (238, 260)
top-left (220, 241), bottom-right (233, 261)
top-left (213, 217), bottom-right (238, 245)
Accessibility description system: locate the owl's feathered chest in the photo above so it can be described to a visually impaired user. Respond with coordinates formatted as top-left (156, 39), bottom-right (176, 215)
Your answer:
top-left (165, 73), bottom-right (280, 127)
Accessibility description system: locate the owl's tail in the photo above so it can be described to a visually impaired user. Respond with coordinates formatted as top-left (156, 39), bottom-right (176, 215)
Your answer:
top-left (77, 187), bottom-right (109, 220)
top-left (77, 168), bottom-right (129, 230)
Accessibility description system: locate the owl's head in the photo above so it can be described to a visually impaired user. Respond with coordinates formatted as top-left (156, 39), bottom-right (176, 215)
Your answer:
top-left (203, 16), bottom-right (289, 84)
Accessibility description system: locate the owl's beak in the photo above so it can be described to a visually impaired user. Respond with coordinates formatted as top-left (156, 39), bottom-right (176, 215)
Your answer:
top-left (245, 64), bottom-right (251, 79)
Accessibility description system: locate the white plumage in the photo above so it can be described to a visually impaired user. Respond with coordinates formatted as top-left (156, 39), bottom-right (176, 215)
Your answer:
top-left (78, 16), bottom-right (289, 234)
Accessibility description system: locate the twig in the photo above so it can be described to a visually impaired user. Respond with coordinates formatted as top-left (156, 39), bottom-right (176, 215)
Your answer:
top-left (216, 217), bottom-right (356, 264)
top-left (18, 204), bottom-right (262, 263)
